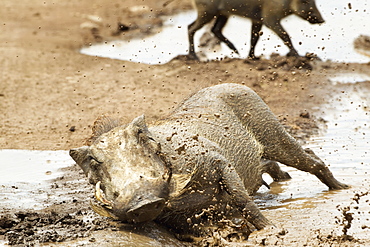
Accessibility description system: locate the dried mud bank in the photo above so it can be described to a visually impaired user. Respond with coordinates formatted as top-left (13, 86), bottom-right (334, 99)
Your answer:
top-left (1, 0), bottom-right (370, 246)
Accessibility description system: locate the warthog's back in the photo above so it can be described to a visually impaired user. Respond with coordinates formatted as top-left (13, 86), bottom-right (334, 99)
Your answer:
top-left (150, 83), bottom-right (282, 193)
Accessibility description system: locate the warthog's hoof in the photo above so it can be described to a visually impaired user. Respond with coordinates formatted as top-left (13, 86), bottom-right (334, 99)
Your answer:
top-left (170, 54), bottom-right (199, 62)
top-left (329, 181), bottom-right (350, 190)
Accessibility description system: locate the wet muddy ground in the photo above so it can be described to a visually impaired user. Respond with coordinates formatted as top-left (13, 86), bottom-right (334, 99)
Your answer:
top-left (1, 0), bottom-right (370, 246)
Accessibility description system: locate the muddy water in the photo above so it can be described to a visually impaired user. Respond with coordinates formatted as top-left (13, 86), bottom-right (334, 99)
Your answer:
top-left (80, 0), bottom-right (369, 64)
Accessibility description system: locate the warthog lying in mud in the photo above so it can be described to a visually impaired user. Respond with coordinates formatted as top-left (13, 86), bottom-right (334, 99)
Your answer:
top-left (70, 83), bottom-right (347, 240)
top-left (188, 0), bottom-right (325, 60)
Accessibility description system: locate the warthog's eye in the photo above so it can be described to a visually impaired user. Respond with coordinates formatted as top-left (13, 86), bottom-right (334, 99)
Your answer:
top-left (136, 127), bottom-right (161, 152)
top-left (88, 155), bottom-right (102, 166)
top-left (137, 129), bottom-right (155, 142)
top-left (148, 136), bottom-right (162, 153)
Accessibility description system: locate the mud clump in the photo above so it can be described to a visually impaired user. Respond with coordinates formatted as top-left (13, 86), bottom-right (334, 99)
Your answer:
top-left (335, 206), bottom-right (354, 240)
top-left (244, 53), bottom-right (317, 71)
top-left (1, 211), bottom-right (113, 246)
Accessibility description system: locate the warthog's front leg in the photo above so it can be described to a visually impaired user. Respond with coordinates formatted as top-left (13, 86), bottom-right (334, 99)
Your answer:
top-left (262, 17), bottom-right (299, 57)
top-left (211, 15), bottom-right (239, 55)
top-left (214, 154), bottom-right (270, 230)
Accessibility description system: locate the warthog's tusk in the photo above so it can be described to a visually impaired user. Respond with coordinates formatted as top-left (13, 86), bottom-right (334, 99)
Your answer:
top-left (95, 181), bottom-right (113, 207)
top-left (90, 200), bottom-right (117, 219)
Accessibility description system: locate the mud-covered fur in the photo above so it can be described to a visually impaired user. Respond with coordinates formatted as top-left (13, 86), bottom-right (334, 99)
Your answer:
top-left (70, 83), bottom-right (347, 240)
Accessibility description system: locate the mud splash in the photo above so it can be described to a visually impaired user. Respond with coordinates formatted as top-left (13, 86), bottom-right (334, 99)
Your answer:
top-left (80, 0), bottom-right (370, 64)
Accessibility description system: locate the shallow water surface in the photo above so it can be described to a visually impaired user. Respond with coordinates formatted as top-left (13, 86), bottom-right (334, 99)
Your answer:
top-left (0, 150), bottom-right (71, 183)
top-left (0, 150), bottom-right (73, 210)
top-left (329, 73), bottom-right (370, 85)
top-left (80, 0), bottom-right (369, 64)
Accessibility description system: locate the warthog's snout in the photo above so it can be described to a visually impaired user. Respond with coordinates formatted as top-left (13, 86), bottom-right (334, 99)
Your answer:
top-left (113, 196), bottom-right (166, 223)
top-left (126, 198), bottom-right (166, 223)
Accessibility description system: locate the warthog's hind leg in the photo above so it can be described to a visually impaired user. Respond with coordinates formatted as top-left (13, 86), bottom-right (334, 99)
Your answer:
top-left (261, 159), bottom-right (291, 182)
top-left (217, 84), bottom-right (349, 190)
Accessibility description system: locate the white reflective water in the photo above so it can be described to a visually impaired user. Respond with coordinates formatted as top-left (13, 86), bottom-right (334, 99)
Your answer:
top-left (80, 12), bottom-right (196, 65)
top-left (0, 150), bottom-right (71, 183)
top-left (308, 82), bottom-right (369, 186)
top-left (0, 150), bottom-right (73, 210)
top-left (80, 0), bottom-right (370, 64)
top-left (329, 73), bottom-right (370, 85)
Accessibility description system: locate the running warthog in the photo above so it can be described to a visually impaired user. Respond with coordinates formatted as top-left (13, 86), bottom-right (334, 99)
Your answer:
top-left (188, 0), bottom-right (325, 59)
top-left (70, 83), bottom-right (347, 239)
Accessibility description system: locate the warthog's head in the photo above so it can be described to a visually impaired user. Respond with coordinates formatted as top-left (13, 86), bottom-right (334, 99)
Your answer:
top-left (291, 0), bottom-right (325, 24)
top-left (70, 115), bottom-right (171, 223)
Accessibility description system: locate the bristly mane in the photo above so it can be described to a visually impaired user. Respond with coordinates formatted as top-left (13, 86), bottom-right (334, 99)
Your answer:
top-left (85, 115), bottom-right (122, 145)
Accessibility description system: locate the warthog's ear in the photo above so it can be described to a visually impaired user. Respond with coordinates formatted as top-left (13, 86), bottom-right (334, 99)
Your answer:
top-left (86, 115), bottom-right (122, 145)
top-left (131, 115), bottom-right (148, 132)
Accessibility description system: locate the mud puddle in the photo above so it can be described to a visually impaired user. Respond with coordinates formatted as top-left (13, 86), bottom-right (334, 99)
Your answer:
top-left (80, 0), bottom-right (369, 64)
